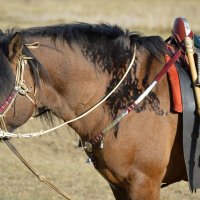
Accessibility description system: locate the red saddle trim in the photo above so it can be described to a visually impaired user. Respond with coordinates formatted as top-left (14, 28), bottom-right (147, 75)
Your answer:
top-left (166, 52), bottom-right (183, 113)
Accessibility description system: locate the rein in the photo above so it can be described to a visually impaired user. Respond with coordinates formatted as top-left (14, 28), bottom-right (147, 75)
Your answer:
top-left (1, 41), bottom-right (182, 200)
top-left (4, 139), bottom-right (73, 200)
top-left (1, 43), bottom-right (74, 200)
top-left (0, 48), bottom-right (182, 142)
top-left (1, 43), bottom-right (137, 200)
top-left (83, 49), bottom-right (182, 168)
top-left (88, 50), bottom-right (182, 148)
top-left (0, 44), bottom-right (137, 138)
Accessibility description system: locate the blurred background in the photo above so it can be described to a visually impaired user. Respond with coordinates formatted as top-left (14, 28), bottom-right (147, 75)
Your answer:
top-left (0, 0), bottom-right (200, 199)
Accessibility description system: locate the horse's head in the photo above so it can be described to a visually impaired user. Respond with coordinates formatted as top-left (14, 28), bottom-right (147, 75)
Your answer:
top-left (0, 31), bottom-right (35, 132)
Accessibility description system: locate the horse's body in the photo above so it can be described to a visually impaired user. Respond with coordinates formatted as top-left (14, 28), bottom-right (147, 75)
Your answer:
top-left (0, 23), bottom-right (187, 199)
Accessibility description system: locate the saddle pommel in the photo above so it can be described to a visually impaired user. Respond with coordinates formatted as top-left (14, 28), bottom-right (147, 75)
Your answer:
top-left (172, 17), bottom-right (194, 50)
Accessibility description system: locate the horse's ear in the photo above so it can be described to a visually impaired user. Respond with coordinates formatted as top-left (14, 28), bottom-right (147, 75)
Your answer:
top-left (8, 32), bottom-right (23, 61)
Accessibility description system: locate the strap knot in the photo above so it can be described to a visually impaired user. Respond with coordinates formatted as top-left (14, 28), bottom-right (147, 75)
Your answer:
top-left (17, 133), bottom-right (22, 138)
top-left (38, 174), bottom-right (45, 182)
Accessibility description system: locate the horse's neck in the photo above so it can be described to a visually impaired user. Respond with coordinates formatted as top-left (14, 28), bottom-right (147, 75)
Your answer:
top-left (31, 37), bottom-right (111, 139)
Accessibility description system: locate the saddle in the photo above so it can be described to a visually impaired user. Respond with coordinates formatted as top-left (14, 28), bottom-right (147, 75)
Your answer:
top-left (172, 17), bottom-right (200, 86)
top-left (167, 17), bottom-right (200, 191)
top-left (166, 17), bottom-right (200, 112)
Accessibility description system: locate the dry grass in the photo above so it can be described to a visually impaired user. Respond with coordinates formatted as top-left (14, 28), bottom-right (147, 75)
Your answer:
top-left (0, 0), bottom-right (200, 199)
top-left (0, 0), bottom-right (200, 37)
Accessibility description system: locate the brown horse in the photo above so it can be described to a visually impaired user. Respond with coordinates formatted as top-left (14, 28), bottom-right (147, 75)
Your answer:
top-left (0, 23), bottom-right (187, 199)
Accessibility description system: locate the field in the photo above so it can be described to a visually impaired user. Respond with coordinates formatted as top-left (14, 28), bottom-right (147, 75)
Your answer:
top-left (0, 0), bottom-right (200, 199)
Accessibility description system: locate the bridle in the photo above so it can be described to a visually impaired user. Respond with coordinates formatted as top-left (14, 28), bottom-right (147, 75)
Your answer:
top-left (0, 51), bottom-right (36, 132)
top-left (0, 42), bottom-right (183, 148)
top-left (1, 42), bottom-right (76, 200)
top-left (0, 41), bottom-right (137, 200)
top-left (0, 44), bottom-right (137, 138)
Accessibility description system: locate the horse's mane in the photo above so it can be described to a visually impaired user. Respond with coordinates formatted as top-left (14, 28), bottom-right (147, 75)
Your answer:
top-left (19, 23), bottom-right (167, 73)
top-left (0, 23), bottom-right (167, 85)
top-left (1, 23), bottom-right (168, 119)
top-left (20, 23), bottom-right (128, 44)
top-left (19, 22), bottom-right (167, 58)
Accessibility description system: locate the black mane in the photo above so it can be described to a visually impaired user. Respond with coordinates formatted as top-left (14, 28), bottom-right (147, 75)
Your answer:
top-left (19, 23), bottom-right (167, 73)
top-left (21, 23), bottom-right (167, 118)
top-left (0, 23), bottom-right (168, 118)
top-left (19, 22), bottom-right (167, 56)
top-left (21, 23), bottom-right (127, 44)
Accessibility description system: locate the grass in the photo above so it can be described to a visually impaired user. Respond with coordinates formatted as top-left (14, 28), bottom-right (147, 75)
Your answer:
top-left (0, 0), bottom-right (200, 199)
top-left (0, 0), bottom-right (199, 38)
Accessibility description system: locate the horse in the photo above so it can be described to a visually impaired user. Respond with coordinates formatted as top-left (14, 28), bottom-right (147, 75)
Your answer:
top-left (0, 23), bottom-right (187, 200)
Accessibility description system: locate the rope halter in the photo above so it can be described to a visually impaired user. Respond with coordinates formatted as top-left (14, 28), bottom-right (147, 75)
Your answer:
top-left (0, 43), bottom-right (38, 131)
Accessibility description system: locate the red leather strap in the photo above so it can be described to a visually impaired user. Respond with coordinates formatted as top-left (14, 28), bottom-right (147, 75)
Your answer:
top-left (0, 88), bottom-right (19, 115)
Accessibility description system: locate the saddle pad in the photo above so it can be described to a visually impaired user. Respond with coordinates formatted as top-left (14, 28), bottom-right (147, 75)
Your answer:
top-left (176, 64), bottom-right (200, 191)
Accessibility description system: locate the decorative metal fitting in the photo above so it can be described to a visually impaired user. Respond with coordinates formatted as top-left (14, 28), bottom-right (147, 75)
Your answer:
top-left (84, 142), bottom-right (93, 152)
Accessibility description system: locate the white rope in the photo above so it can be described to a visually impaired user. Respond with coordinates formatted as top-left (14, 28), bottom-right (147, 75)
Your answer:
top-left (0, 45), bottom-right (137, 138)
